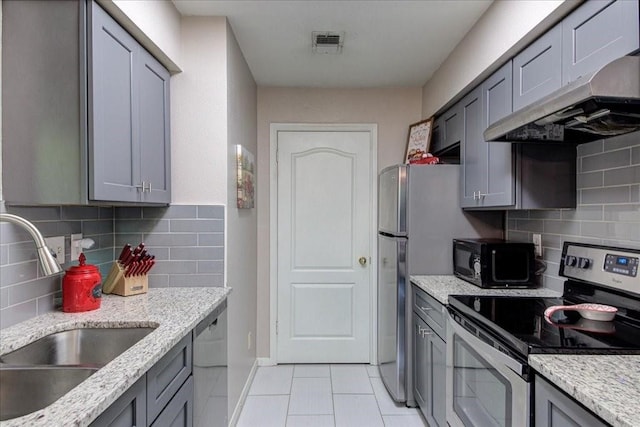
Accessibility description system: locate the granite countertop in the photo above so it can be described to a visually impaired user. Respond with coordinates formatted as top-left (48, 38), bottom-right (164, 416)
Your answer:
top-left (0, 287), bottom-right (230, 427)
top-left (530, 355), bottom-right (640, 427)
top-left (410, 275), bottom-right (562, 305)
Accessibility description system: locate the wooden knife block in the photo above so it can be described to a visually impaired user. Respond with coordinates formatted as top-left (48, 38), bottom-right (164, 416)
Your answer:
top-left (102, 262), bottom-right (148, 297)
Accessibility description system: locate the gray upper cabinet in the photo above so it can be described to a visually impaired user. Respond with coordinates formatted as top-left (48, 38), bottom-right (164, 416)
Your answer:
top-left (461, 62), bottom-right (514, 209)
top-left (138, 50), bottom-right (171, 204)
top-left (562, 0), bottom-right (640, 84)
top-left (1, 0), bottom-right (171, 206)
top-left (513, 24), bottom-right (562, 111)
top-left (442, 104), bottom-right (462, 153)
top-left (90, 2), bottom-right (171, 204)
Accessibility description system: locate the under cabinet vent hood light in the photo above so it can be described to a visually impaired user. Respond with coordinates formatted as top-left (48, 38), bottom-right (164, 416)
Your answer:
top-left (484, 56), bottom-right (640, 144)
top-left (312, 31), bottom-right (344, 54)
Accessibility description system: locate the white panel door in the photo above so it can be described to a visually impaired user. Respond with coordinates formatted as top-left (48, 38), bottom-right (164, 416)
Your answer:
top-left (277, 130), bottom-right (372, 363)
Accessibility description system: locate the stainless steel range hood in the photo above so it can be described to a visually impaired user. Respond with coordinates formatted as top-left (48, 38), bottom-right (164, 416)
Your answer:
top-left (485, 56), bottom-right (640, 144)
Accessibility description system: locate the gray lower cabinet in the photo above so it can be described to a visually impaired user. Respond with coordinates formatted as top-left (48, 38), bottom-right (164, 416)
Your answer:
top-left (147, 334), bottom-right (193, 423)
top-left (562, 0), bottom-right (639, 85)
top-left (412, 285), bottom-right (446, 427)
top-left (91, 335), bottom-right (193, 427)
top-left (534, 376), bottom-right (607, 427)
top-left (90, 1), bottom-right (171, 204)
top-left (91, 377), bottom-right (147, 427)
top-left (150, 376), bottom-right (194, 427)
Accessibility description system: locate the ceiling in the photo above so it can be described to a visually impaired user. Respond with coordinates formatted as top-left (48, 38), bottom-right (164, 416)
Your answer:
top-left (172, 0), bottom-right (493, 88)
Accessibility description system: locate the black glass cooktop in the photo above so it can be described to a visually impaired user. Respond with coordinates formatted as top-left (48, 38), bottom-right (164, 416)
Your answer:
top-left (448, 294), bottom-right (640, 357)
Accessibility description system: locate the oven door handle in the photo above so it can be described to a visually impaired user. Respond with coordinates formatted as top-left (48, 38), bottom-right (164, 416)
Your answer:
top-left (448, 312), bottom-right (526, 377)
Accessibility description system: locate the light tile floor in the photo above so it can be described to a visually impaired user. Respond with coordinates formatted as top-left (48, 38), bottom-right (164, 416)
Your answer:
top-left (237, 364), bottom-right (427, 427)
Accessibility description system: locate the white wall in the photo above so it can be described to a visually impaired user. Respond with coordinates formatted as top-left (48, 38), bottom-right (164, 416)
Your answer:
top-left (102, 0), bottom-right (182, 73)
top-left (225, 21), bottom-right (258, 420)
top-left (255, 87), bottom-right (422, 357)
top-left (421, 0), bottom-right (577, 118)
top-left (171, 17), bottom-right (228, 205)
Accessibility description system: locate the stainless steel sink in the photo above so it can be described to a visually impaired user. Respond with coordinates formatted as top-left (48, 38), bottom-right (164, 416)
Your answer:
top-left (0, 327), bottom-right (155, 366)
top-left (0, 366), bottom-right (98, 421)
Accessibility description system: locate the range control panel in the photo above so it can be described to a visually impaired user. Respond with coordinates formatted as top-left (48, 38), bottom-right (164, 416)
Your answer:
top-left (560, 242), bottom-right (639, 296)
top-left (604, 253), bottom-right (639, 277)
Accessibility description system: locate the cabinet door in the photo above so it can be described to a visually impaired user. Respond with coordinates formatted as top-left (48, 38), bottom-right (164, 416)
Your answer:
top-left (429, 332), bottom-right (446, 427)
top-left (460, 86), bottom-right (484, 208)
top-left (430, 116), bottom-right (443, 154)
top-left (562, 0), bottom-right (640, 85)
top-left (413, 314), bottom-right (428, 413)
top-left (481, 61), bottom-right (514, 207)
top-left (90, 376), bottom-right (146, 427)
top-left (89, 2), bottom-right (140, 203)
top-left (442, 103), bottom-right (462, 150)
top-left (150, 376), bottom-right (194, 427)
top-left (513, 24), bottom-right (562, 111)
top-left (138, 48), bottom-right (171, 204)
top-left (534, 376), bottom-right (607, 427)
top-left (413, 314), bottom-right (446, 427)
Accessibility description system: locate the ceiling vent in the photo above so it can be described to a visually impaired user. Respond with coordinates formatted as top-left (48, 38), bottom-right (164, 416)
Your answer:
top-left (312, 31), bottom-right (344, 54)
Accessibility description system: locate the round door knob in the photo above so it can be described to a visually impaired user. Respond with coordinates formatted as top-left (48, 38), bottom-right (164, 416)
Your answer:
top-left (358, 257), bottom-right (367, 266)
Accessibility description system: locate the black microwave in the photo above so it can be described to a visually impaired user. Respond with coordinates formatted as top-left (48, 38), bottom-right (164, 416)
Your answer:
top-left (453, 238), bottom-right (537, 288)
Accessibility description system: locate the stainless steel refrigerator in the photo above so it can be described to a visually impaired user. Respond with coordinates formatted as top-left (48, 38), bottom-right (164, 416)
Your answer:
top-left (377, 164), bottom-right (502, 404)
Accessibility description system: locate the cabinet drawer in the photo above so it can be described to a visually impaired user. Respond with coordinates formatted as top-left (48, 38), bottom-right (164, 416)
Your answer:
top-left (150, 375), bottom-right (193, 427)
top-left (412, 286), bottom-right (445, 339)
top-left (147, 334), bottom-right (193, 424)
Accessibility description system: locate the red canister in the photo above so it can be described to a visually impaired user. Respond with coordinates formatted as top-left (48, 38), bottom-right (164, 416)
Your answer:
top-left (62, 253), bottom-right (102, 312)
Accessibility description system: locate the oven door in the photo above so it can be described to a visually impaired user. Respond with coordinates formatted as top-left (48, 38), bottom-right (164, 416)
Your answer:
top-left (446, 311), bottom-right (530, 427)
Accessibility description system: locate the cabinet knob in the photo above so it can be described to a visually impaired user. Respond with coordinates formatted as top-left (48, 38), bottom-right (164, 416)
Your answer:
top-left (358, 256), bottom-right (367, 266)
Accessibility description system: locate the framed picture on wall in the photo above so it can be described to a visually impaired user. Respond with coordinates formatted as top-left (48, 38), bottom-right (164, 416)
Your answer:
top-left (236, 145), bottom-right (255, 208)
top-left (404, 118), bottom-right (434, 163)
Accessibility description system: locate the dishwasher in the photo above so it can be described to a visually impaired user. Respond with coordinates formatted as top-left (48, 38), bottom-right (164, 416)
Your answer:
top-left (193, 299), bottom-right (227, 427)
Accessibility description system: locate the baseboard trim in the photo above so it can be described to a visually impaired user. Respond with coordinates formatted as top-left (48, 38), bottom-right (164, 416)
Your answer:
top-left (229, 358), bottom-right (259, 426)
top-left (257, 357), bottom-right (276, 366)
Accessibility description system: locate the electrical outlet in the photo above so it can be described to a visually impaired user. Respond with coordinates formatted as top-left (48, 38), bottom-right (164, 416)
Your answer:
top-left (532, 234), bottom-right (542, 257)
top-left (70, 233), bottom-right (83, 260)
top-left (247, 332), bottom-right (252, 350)
top-left (45, 236), bottom-right (65, 263)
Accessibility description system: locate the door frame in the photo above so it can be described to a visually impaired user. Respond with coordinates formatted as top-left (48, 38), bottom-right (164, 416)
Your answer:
top-left (269, 123), bottom-right (378, 365)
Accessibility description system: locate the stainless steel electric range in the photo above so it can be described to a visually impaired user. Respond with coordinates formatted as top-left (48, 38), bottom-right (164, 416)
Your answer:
top-left (445, 242), bottom-right (640, 427)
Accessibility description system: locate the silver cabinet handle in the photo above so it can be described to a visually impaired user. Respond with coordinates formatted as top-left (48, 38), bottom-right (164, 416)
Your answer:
top-left (420, 306), bottom-right (433, 312)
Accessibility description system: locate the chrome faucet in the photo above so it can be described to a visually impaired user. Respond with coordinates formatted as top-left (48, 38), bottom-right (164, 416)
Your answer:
top-left (0, 213), bottom-right (64, 276)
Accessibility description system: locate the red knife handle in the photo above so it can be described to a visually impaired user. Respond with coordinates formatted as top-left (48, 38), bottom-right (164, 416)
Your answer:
top-left (117, 244), bottom-right (131, 262)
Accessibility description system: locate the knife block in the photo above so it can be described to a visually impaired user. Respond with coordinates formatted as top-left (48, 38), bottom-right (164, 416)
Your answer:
top-left (111, 273), bottom-right (148, 297)
top-left (102, 262), bottom-right (148, 296)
